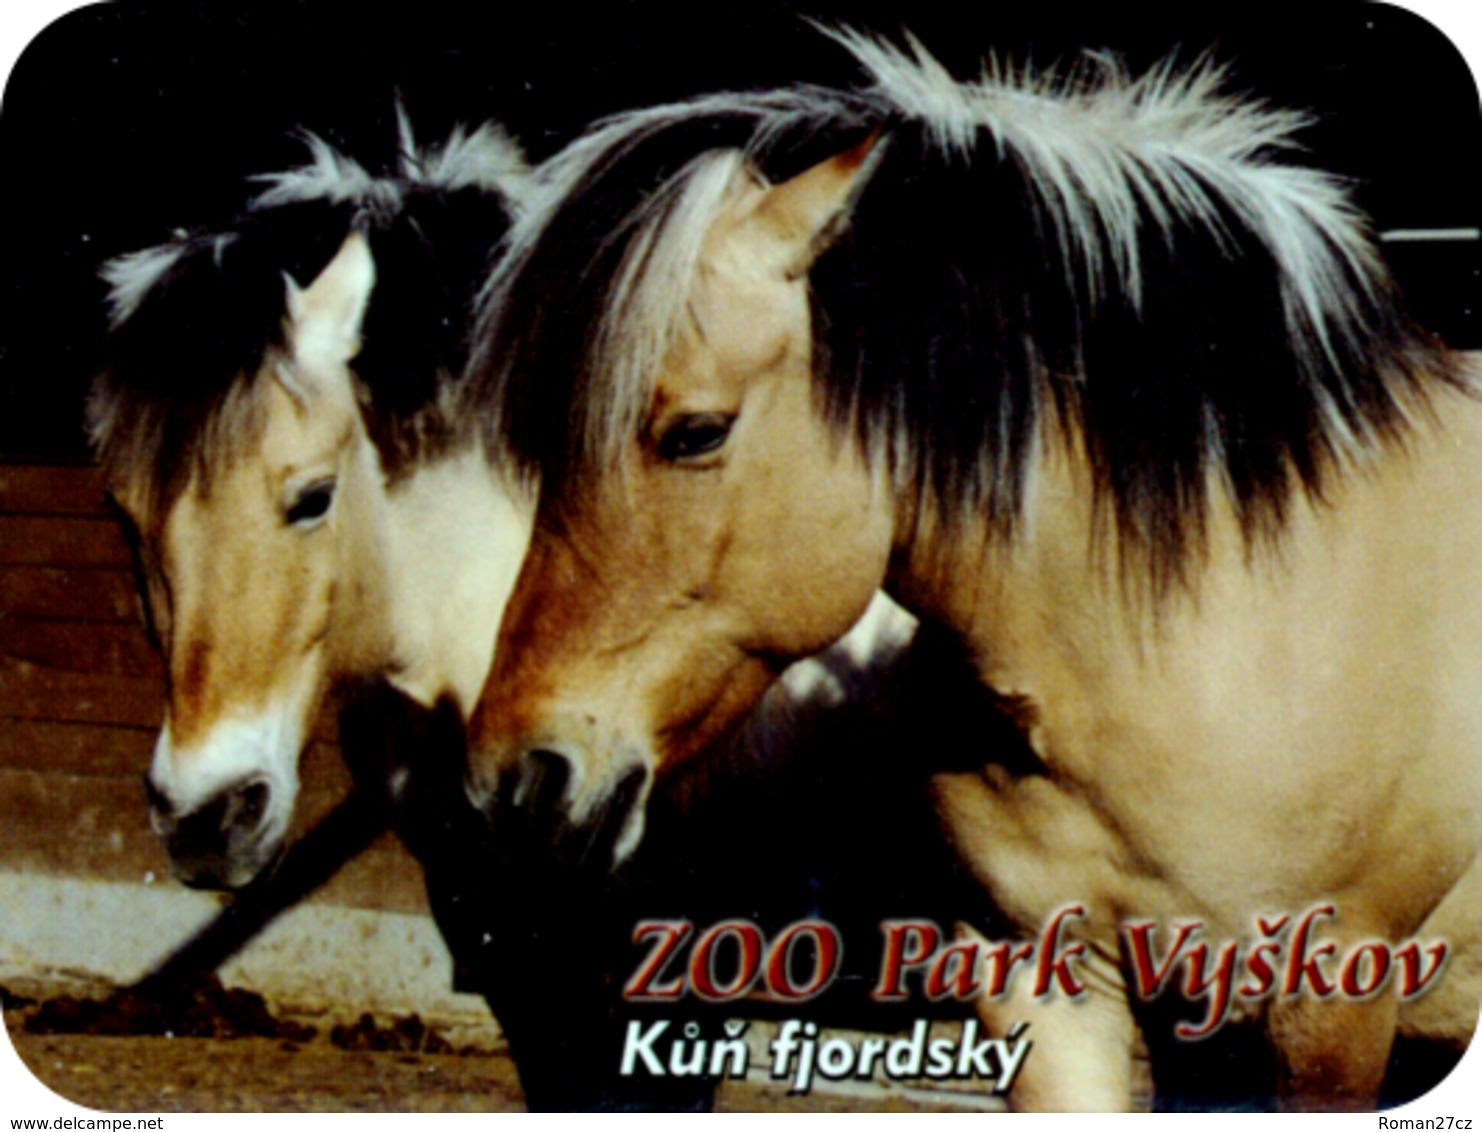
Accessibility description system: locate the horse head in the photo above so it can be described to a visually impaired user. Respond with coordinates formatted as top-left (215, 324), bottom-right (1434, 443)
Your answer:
top-left (92, 120), bottom-right (531, 888)
top-left (96, 233), bottom-right (382, 888)
top-left (466, 123), bottom-right (896, 865)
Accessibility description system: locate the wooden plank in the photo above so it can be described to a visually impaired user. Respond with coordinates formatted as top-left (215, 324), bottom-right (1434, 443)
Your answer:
top-left (0, 618), bottom-right (160, 678)
top-left (305, 837), bottom-right (429, 913)
top-left (0, 464), bottom-right (109, 516)
top-left (0, 768), bottom-right (429, 915)
top-left (0, 721), bottom-right (349, 795)
top-left (0, 565), bottom-right (139, 621)
top-left (0, 656), bottom-right (343, 738)
top-left (0, 766), bottom-right (178, 884)
top-left (0, 655), bottom-right (163, 728)
top-left (0, 515), bottom-right (133, 568)
top-left (0, 719), bottom-right (156, 776)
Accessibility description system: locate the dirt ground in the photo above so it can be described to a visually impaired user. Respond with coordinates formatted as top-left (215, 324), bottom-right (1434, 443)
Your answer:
top-left (2, 981), bottom-right (990, 1114)
top-left (8, 1030), bottom-right (988, 1114)
top-left (9, 1030), bottom-right (525, 1114)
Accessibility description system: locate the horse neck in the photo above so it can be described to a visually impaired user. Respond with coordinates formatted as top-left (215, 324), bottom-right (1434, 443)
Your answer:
top-left (318, 427), bottom-right (398, 680)
top-left (888, 367), bottom-right (1482, 693)
top-left (379, 435), bottom-right (534, 716)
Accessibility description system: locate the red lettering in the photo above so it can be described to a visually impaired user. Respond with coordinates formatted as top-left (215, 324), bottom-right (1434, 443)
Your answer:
top-left (765, 920), bottom-right (841, 1000)
top-left (873, 920), bottom-right (941, 1001)
top-left (981, 940), bottom-right (1035, 996)
top-left (1033, 905), bottom-right (1088, 998)
top-left (1123, 919), bottom-right (1202, 999)
top-left (1175, 941), bottom-right (1240, 1039)
top-left (1282, 904), bottom-right (1337, 997)
top-left (1242, 940), bottom-right (1281, 998)
top-left (1340, 942), bottom-right (1392, 998)
top-left (924, 939), bottom-right (981, 1000)
top-left (1395, 940), bottom-right (1449, 998)
top-left (624, 920), bottom-right (693, 1001)
top-left (1242, 914), bottom-right (1290, 998)
top-left (690, 920), bottom-right (763, 1000)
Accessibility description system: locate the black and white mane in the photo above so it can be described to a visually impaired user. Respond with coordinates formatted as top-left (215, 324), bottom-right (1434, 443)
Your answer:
top-left (474, 29), bottom-right (1459, 587)
top-left (90, 113), bottom-right (528, 522)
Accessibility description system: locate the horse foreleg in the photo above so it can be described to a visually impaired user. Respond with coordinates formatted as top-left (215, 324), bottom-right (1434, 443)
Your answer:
top-left (960, 922), bottom-right (1143, 1112)
top-left (1267, 991), bottom-right (1397, 1111)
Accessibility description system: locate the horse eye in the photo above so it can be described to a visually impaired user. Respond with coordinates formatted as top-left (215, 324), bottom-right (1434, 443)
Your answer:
top-left (656, 413), bottom-right (735, 463)
top-left (285, 478), bottom-right (337, 527)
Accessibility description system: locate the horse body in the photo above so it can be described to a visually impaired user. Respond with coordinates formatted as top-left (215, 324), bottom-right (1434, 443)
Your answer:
top-left (920, 384), bottom-right (1482, 1105)
top-left (467, 31), bottom-right (1482, 1108)
top-left (924, 386), bottom-right (1482, 938)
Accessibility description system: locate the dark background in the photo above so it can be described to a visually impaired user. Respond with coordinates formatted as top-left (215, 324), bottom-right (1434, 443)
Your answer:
top-left (2, 0), bottom-right (1479, 460)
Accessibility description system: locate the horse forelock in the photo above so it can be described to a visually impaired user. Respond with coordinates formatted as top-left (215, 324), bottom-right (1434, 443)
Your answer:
top-left (91, 220), bottom-right (298, 528)
top-left (250, 124), bottom-right (529, 477)
top-left (405, 119), bottom-right (530, 201)
top-left (473, 28), bottom-right (1458, 586)
top-left (251, 116), bottom-right (531, 216)
top-left (95, 120), bottom-right (529, 514)
top-left (470, 83), bottom-right (879, 494)
top-left (248, 132), bottom-right (393, 213)
top-left (582, 151), bottom-right (753, 469)
top-left (89, 347), bottom-right (275, 534)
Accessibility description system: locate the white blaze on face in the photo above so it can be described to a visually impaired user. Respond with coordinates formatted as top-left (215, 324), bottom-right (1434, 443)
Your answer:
top-left (148, 702), bottom-right (306, 850)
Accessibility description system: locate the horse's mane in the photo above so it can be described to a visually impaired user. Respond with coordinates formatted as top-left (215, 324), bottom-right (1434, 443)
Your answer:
top-left (90, 114), bottom-right (528, 524)
top-left (474, 29), bottom-right (1459, 589)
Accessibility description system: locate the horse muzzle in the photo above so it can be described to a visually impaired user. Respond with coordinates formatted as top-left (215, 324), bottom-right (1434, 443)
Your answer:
top-left (143, 772), bottom-right (284, 890)
top-left (466, 739), bottom-right (653, 872)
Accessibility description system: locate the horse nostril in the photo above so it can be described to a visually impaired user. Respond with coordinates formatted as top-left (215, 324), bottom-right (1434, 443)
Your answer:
top-left (584, 764), bottom-right (651, 868)
top-left (234, 780), bottom-right (271, 830)
top-left (515, 748), bottom-right (572, 812)
top-left (609, 764), bottom-right (649, 817)
top-left (141, 773), bottom-right (171, 817)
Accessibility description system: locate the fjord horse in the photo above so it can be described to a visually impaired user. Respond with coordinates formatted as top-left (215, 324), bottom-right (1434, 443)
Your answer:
top-left (465, 33), bottom-right (1482, 1109)
top-left (91, 120), bottom-right (531, 889)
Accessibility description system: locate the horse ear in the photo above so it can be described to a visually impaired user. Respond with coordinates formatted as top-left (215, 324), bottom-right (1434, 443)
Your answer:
top-left (748, 131), bottom-right (884, 279)
top-left (284, 231), bottom-right (376, 374)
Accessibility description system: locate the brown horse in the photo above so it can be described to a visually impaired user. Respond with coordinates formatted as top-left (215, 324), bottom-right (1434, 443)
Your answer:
top-left (465, 32), bottom-right (1482, 1109)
